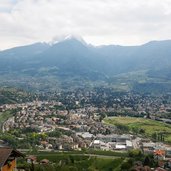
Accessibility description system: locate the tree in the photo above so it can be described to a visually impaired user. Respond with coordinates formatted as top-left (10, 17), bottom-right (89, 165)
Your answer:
top-left (99, 113), bottom-right (106, 122)
top-left (139, 128), bottom-right (145, 134)
top-left (151, 132), bottom-right (157, 142)
top-left (121, 159), bottom-right (133, 171)
top-left (143, 156), bottom-right (150, 166)
top-left (128, 149), bottom-right (142, 158)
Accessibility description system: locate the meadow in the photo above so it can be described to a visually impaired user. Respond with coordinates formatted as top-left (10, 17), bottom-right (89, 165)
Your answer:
top-left (18, 151), bottom-right (128, 171)
top-left (104, 116), bottom-right (171, 143)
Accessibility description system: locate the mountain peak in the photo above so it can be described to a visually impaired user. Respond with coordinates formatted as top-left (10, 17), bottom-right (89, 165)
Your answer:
top-left (50, 35), bottom-right (87, 46)
top-left (64, 35), bottom-right (85, 43)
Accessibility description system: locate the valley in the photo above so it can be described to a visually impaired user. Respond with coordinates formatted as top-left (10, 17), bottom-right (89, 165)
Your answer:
top-left (1, 39), bottom-right (171, 93)
top-left (1, 39), bottom-right (171, 170)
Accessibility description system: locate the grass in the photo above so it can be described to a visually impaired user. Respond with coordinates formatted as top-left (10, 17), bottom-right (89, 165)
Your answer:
top-left (33, 157), bottom-right (124, 171)
top-left (25, 151), bottom-right (125, 171)
top-left (104, 116), bottom-right (171, 143)
top-left (28, 150), bottom-right (128, 159)
top-left (91, 158), bottom-right (123, 171)
top-left (36, 153), bottom-right (89, 163)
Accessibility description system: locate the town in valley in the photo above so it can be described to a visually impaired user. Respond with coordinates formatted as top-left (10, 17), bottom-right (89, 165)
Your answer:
top-left (1, 88), bottom-right (171, 161)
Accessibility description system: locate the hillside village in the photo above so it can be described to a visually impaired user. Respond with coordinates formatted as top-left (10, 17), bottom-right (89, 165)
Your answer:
top-left (1, 89), bottom-right (171, 161)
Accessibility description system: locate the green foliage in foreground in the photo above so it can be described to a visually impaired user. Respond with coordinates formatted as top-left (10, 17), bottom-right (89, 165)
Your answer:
top-left (18, 149), bottom-right (156, 171)
top-left (20, 156), bottom-right (124, 171)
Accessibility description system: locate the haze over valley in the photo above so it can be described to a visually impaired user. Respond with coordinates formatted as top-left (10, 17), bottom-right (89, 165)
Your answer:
top-left (0, 37), bottom-right (171, 93)
top-left (1, 1), bottom-right (171, 170)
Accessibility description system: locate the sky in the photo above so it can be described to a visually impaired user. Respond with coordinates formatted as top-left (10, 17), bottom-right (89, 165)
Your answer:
top-left (0, 0), bottom-right (171, 50)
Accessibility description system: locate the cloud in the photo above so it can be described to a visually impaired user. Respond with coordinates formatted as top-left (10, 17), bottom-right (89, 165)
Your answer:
top-left (0, 0), bottom-right (16, 12)
top-left (0, 0), bottom-right (171, 49)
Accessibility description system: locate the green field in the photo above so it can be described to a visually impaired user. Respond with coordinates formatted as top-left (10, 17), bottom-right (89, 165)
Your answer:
top-left (104, 117), bottom-right (171, 142)
top-left (18, 149), bottom-right (151, 171)
top-left (32, 150), bottom-right (128, 160)
top-left (19, 151), bottom-right (127, 171)
top-left (34, 157), bottom-right (124, 171)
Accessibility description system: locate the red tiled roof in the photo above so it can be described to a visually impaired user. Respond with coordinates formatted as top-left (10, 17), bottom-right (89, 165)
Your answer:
top-left (154, 150), bottom-right (165, 156)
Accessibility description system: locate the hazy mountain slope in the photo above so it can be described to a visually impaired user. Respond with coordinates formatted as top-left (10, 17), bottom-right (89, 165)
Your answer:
top-left (0, 43), bottom-right (50, 73)
top-left (18, 38), bottom-right (107, 80)
top-left (0, 38), bottom-right (171, 92)
top-left (96, 40), bottom-right (171, 75)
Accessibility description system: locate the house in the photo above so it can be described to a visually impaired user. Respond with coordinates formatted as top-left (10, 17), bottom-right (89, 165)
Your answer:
top-left (40, 159), bottom-right (49, 165)
top-left (142, 142), bottom-right (155, 154)
top-left (92, 140), bottom-right (101, 149)
top-left (115, 144), bottom-right (126, 150)
top-left (154, 149), bottom-right (166, 160)
top-left (165, 148), bottom-right (171, 158)
top-left (126, 140), bottom-right (133, 149)
top-left (26, 155), bottom-right (37, 164)
top-left (96, 134), bottom-right (131, 143)
top-left (0, 147), bottom-right (24, 171)
top-left (92, 140), bottom-right (110, 150)
top-left (76, 132), bottom-right (94, 140)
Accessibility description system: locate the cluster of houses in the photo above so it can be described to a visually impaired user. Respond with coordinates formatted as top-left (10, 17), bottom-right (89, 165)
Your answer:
top-left (49, 89), bottom-right (171, 117)
top-left (141, 140), bottom-right (171, 160)
top-left (1, 100), bottom-right (171, 154)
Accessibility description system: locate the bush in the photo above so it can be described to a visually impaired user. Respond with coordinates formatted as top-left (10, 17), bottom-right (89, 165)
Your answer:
top-left (128, 149), bottom-right (142, 158)
top-left (121, 159), bottom-right (133, 171)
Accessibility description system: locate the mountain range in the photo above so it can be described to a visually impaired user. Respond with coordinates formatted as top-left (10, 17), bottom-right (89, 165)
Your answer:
top-left (0, 37), bottom-right (171, 93)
